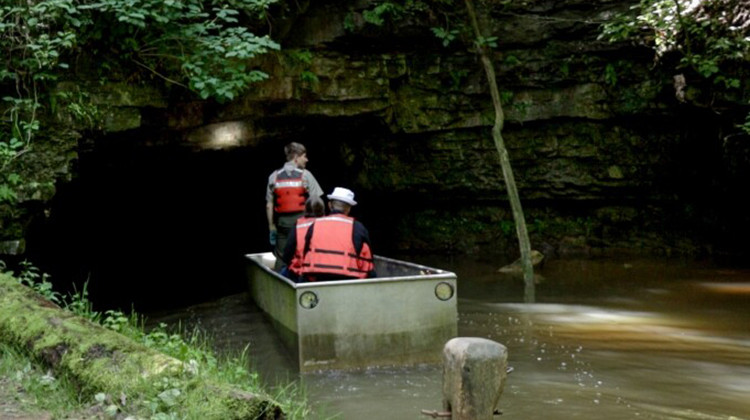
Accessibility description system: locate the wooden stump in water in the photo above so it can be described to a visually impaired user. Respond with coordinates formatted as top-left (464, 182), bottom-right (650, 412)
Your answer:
top-left (442, 337), bottom-right (508, 420)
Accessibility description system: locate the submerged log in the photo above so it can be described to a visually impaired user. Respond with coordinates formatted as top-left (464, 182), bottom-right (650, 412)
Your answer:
top-left (0, 273), bottom-right (282, 419)
top-left (497, 250), bottom-right (545, 273)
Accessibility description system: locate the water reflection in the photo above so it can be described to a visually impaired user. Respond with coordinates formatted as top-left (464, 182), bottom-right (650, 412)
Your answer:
top-left (146, 257), bottom-right (750, 419)
top-left (462, 302), bottom-right (750, 419)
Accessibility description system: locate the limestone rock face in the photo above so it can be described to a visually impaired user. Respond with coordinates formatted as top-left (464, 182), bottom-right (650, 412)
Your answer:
top-left (3, 0), bottom-right (749, 260)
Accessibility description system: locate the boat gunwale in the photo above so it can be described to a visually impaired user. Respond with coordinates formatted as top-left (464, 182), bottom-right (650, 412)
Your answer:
top-left (245, 252), bottom-right (457, 289)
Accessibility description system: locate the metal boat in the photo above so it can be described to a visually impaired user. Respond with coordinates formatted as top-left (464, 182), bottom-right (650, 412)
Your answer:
top-left (244, 252), bottom-right (458, 372)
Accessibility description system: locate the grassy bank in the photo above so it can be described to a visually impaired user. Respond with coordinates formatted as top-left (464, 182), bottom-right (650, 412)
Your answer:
top-left (0, 262), bottom-right (311, 419)
top-left (1, 342), bottom-right (93, 418)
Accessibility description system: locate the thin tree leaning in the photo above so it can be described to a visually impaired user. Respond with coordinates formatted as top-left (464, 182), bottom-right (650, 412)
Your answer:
top-left (463, 0), bottom-right (535, 300)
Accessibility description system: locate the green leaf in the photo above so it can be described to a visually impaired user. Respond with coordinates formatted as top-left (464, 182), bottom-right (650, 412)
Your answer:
top-left (7, 173), bottom-right (21, 185)
top-left (0, 184), bottom-right (18, 203)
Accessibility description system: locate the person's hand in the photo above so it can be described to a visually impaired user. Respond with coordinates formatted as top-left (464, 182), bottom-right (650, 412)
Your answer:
top-left (269, 229), bottom-right (277, 246)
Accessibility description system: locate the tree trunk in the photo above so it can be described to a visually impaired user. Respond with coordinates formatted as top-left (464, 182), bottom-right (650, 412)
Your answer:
top-left (464, 0), bottom-right (535, 301)
top-left (0, 273), bottom-right (283, 419)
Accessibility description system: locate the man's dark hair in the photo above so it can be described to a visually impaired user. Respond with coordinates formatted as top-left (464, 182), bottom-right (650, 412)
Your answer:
top-left (305, 196), bottom-right (325, 217)
top-left (285, 142), bottom-right (307, 161)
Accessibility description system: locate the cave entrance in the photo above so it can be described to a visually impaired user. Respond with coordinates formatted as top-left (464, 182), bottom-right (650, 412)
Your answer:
top-left (23, 115), bottom-right (399, 312)
top-left (25, 142), bottom-right (283, 312)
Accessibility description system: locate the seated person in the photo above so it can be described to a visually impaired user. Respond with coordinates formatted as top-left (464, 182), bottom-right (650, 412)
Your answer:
top-left (280, 196), bottom-right (325, 281)
top-left (297, 187), bottom-right (376, 282)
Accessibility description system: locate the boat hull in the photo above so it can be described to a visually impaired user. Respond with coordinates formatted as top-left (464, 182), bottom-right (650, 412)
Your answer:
top-left (245, 252), bottom-right (458, 372)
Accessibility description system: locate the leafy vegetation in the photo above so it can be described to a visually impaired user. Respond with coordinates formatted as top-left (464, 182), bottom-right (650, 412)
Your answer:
top-left (601, 0), bottom-right (749, 74)
top-left (362, 2), bottom-right (406, 26)
top-left (0, 260), bottom-right (312, 418)
top-left (0, 0), bottom-right (280, 206)
top-left (600, 0), bottom-right (749, 130)
top-left (285, 49), bottom-right (320, 89)
top-left (431, 27), bottom-right (460, 47)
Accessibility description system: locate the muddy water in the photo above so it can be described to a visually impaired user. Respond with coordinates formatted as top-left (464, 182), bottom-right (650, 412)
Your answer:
top-left (147, 257), bottom-right (750, 419)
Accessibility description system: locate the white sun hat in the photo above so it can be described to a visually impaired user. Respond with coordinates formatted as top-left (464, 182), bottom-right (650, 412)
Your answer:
top-left (327, 187), bottom-right (357, 206)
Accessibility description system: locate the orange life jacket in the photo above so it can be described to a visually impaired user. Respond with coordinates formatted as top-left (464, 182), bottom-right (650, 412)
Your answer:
top-left (300, 215), bottom-right (374, 279)
top-left (289, 217), bottom-right (315, 275)
top-left (273, 169), bottom-right (306, 213)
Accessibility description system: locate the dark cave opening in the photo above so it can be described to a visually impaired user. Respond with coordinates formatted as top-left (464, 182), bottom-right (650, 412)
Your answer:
top-left (25, 146), bottom-right (267, 312)
top-left (22, 117), bottom-right (396, 313)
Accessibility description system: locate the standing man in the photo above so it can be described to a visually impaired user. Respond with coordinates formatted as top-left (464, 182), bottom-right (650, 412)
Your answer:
top-left (298, 187), bottom-right (376, 281)
top-left (266, 142), bottom-right (323, 269)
